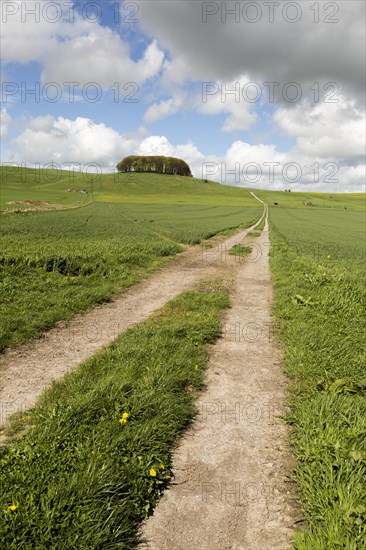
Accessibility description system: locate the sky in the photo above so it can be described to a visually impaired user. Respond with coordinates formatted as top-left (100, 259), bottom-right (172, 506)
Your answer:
top-left (1, 0), bottom-right (365, 191)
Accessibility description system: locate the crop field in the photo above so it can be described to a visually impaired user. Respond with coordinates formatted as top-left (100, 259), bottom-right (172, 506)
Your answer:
top-left (0, 168), bottom-right (261, 350)
top-left (268, 204), bottom-right (366, 547)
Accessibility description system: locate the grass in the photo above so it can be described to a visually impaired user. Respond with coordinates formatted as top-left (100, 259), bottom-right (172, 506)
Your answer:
top-left (269, 205), bottom-right (366, 548)
top-left (110, 202), bottom-right (261, 244)
top-left (0, 167), bottom-right (92, 211)
top-left (0, 171), bottom-right (262, 351)
top-left (247, 230), bottom-right (261, 237)
top-left (0, 204), bottom-right (179, 351)
top-left (0, 281), bottom-right (230, 549)
top-left (228, 244), bottom-right (252, 259)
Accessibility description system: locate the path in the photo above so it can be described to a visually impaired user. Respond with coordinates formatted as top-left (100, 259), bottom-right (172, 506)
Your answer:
top-left (0, 220), bottom-right (261, 429)
top-left (139, 220), bottom-right (295, 549)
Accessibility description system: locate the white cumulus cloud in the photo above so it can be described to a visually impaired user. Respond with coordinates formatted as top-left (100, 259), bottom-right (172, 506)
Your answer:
top-left (11, 115), bottom-right (147, 166)
top-left (274, 100), bottom-right (366, 159)
top-left (2, 0), bottom-right (165, 88)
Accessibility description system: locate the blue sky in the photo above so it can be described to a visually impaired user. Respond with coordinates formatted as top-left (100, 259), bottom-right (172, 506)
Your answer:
top-left (1, 0), bottom-right (365, 191)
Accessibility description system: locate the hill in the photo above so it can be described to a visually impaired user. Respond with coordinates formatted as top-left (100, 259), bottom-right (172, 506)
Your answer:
top-left (0, 167), bottom-right (257, 210)
top-left (2, 166), bottom-right (365, 212)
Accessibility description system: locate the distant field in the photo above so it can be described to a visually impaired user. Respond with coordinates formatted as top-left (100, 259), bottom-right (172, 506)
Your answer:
top-left (269, 204), bottom-right (366, 548)
top-left (2, 166), bottom-right (364, 210)
top-left (0, 172), bottom-right (261, 351)
top-left (258, 190), bottom-right (365, 211)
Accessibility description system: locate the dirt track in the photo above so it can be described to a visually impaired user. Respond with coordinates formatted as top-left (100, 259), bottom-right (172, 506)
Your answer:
top-left (138, 220), bottom-right (295, 549)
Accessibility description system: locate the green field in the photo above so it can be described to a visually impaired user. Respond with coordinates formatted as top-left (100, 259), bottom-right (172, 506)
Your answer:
top-left (1, 165), bottom-right (366, 546)
top-left (0, 168), bottom-right (261, 351)
top-left (269, 203), bottom-right (366, 548)
top-left (258, 189), bottom-right (365, 211)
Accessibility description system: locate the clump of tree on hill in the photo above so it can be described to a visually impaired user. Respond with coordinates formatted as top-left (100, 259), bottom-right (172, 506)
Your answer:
top-left (117, 155), bottom-right (192, 177)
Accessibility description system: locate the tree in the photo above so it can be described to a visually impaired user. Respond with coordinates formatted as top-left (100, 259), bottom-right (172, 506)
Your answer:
top-left (117, 156), bottom-right (192, 177)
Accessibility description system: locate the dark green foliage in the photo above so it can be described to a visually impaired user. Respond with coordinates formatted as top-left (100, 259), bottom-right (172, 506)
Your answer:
top-left (117, 156), bottom-right (193, 177)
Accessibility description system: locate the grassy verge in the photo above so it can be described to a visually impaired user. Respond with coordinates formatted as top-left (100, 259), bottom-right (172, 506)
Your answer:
top-left (269, 209), bottom-right (366, 548)
top-left (0, 281), bottom-right (229, 549)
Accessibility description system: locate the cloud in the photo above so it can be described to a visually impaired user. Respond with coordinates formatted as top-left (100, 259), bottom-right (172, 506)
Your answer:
top-left (274, 100), bottom-right (366, 159)
top-left (136, 1), bottom-right (365, 102)
top-left (144, 75), bottom-right (257, 132)
top-left (2, 0), bottom-right (85, 64)
top-left (0, 108), bottom-right (11, 138)
top-left (10, 115), bottom-right (147, 166)
top-left (136, 135), bottom-right (174, 156)
top-left (199, 76), bottom-right (257, 131)
top-left (43, 36), bottom-right (164, 88)
top-left (144, 97), bottom-right (184, 123)
top-left (2, 0), bottom-right (165, 87)
top-left (4, 114), bottom-right (365, 192)
top-left (203, 140), bottom-right (365, 192)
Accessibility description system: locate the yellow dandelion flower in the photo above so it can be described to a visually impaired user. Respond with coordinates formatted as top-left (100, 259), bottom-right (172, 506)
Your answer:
top-left (159, 463), bottom-right (165, 469)
top-left (149, 468), bottom-right (157, 477)
top-left (326, 255), bottom-right (331, 259)
top-left (119, 412), bottom-right (129, 424)
top-left (7, 505), bottom-right (17, 511)
top-left (194, 364), bottom-right (199, 369)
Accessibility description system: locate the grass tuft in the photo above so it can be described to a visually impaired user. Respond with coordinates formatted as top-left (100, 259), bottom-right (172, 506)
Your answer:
top-left (228, 244), bottom-right (252, 258)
